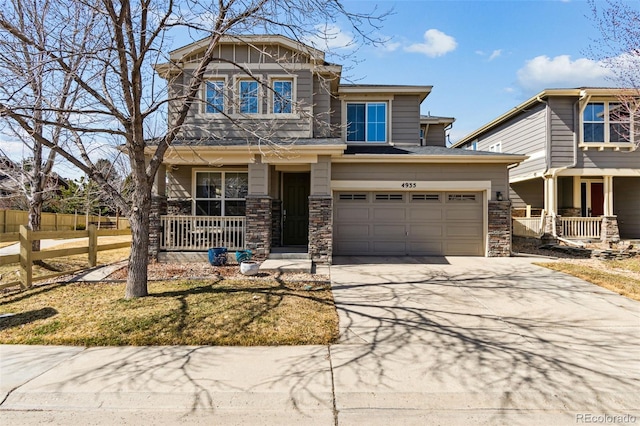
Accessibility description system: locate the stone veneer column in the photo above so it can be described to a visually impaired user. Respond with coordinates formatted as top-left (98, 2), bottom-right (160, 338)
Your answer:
top-left (601, 216), bottom-right (620, 243)
top-left (245, 196), bottom-right (272, 260)
top-left (308, 196), bottom-right (332, 264)
top-left (149, 195), bottom-right (167, 260)
top-left (488, 200), bottom-right (512, 257)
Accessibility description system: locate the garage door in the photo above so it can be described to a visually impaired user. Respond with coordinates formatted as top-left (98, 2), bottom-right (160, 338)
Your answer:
top-left (334, 191), bottom-right (484, 256)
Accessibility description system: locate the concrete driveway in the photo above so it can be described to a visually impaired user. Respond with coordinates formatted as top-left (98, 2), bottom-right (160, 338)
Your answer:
top-left (329, 256), bottom-right (640, 425)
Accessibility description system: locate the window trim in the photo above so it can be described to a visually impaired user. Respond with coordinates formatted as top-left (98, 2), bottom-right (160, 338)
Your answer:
top-left (580, 99), bottom-right (635, 149)
top-left (201, 78), bottom-right (227, 115)
top-left (344, 101), bottom-right (388, 144)
top-left (269, 76), bottom-right (296, 115)
top-left (488, 141), bottom-right (502, 153)
top-left (192, 169), bottom-right (249, 217)
top-left (236, 78), bottom-right (261, 115)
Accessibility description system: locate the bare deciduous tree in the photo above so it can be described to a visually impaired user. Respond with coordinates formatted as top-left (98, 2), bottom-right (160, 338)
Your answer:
top-left (0, 0), bottom-right (386, 298)
top-left (588, 0), bottom-right (640, 147)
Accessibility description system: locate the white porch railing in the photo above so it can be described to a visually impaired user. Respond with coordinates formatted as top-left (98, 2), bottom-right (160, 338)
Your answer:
top-left (160, 215), bottom-right (245, 251)
top-left (512, 216), bottom-right (545, 238)
top-left (559, 217), bottom-right (601, 239)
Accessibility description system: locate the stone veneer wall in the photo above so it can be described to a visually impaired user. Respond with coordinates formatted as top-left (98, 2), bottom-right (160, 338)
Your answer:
top-left (245, 196), bottom-right (272, 260)
top-left (601, 216), bottom-right (620, 243)
top-left (271, 200), bottom-right (282, 248)
top-left (308, 196), bottom-right (332, 264)
top-left (149, 195), bottom-right (168, 260)
top-left (167, 199), bottom-right (191, 215)
top-left (488, 200), bottom-right (511, 257)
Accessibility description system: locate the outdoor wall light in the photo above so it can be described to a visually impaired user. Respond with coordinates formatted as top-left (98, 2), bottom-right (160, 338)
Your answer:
top-left (496, 191), bottom-right (503, 201)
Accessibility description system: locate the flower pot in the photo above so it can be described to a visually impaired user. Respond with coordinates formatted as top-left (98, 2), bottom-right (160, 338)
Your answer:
top-left (240, 261), bottom-right (259, 276)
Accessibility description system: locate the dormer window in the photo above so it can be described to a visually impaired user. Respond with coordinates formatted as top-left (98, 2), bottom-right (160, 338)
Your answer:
top-left (239, 80), bottom-right (259, 114)
top-left (204, 80), bottom-right (225, 114)
top-left (346, 102), bottom-right (387, 143)
top-left (272, 80), bottom-right (292, 114)
top-left (583, 101), bottom-right (632, 143)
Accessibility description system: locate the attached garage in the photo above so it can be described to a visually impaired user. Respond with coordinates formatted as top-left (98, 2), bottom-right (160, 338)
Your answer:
top-left (334, 190), bottom-right (484, 256)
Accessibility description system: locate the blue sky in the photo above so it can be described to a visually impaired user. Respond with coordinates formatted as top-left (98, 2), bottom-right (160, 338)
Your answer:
top-left (316, 0), bottom-right (616, 143)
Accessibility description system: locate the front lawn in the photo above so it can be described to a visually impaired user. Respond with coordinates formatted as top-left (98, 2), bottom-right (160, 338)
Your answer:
top-left (0, 273), bottom-right (338, 346)
top-left (539, 256), bottom-right (640, 302)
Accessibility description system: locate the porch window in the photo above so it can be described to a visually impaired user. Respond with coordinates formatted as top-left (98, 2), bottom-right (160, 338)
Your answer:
top-left (346, 102), bottom-right (387, 143)
top-left (204, 80), bottom-right (224, 113)
top-left (273, 80), bottom-right (292, 114)
top-left (194, 171), bottom-right (248, 216)
top-left (583, 101), bottom-right (632, 143)
top-left (239, 80), bottom-right (259, 114)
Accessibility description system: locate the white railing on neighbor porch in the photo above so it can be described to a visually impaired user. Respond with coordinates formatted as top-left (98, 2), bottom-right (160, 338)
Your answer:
top-left (160, 215), bottom-right (245, 251)
top-left (559, 217), bottom-right (601, 239)
top-left (512, 216), bottom-right (546, 238)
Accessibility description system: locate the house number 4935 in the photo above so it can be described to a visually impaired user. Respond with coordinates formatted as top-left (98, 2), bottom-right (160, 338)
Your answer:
top-left (401, 182), bottom-right (417, 188)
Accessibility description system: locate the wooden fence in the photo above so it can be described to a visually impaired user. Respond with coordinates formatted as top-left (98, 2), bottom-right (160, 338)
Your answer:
top-left (0, 225), bottom-right (131, 290)
top-left (0, 209), bottom-right (129, 233)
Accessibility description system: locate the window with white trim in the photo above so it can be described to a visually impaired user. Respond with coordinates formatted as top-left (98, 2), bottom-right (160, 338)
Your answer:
top-left (194, 171), bottom-right (248, 216)
top-left (583, 101), bottom-right (633, 143)
top-left (203, 80), bottom-right (225, 114)
top-left (238, 80), bottom-right (259, 114)
top-left (489, 141), bottom-right (502, 153)
top-left (346, 102), bottom-right (387, 143)
top-left (272, 80), bottom-right (292, 114)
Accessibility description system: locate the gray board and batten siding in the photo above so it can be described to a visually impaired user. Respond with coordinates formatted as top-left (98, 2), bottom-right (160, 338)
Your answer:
top-left (391, 95), bottom-right (421, 145)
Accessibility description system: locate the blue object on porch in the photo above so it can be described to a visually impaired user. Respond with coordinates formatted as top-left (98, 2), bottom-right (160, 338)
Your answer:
top-left (208, 247), bottom-right (228, 266)
top-left (235, 249), bottom-right (252, 263)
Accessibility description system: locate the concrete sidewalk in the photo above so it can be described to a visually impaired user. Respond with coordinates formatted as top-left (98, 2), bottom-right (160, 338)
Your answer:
top-left (1, 256), bottom-right (639, 425)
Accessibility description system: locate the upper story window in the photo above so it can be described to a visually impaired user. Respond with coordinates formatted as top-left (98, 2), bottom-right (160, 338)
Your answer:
top-left (583, 101), bottom-right (632, 143)
top-left (239, 80), bottom-right (259, 114)
top-left (204, 80), bottom-right (225, 114)
top-left (465, 140), bottom-right (478, 151)
top-left (194, 171), bottom-right (248, 216)
top-left (272, 80), bottom-right (292, 114)
top-left (347, 102), bottom-right (387, 143)
top-left (489, 141), bottom-right (502, 152)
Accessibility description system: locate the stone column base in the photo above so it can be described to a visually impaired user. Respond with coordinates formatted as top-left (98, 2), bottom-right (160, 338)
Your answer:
top-left (245, 196), bottom-right (272, 260)
top-left (150, 196), bottom-right (168, 261)
top-left (488, 200), bottom-right (511, 257)
top-left (601, 216), bottom-right (620, 243)
top-left (309, 196), bottom-right (332, 264)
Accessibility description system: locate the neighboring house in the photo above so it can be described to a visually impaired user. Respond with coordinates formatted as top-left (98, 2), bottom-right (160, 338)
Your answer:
top-left (148, 35), bottom-right (525, 263)
top-left (451, 88), bottom-right (640, 242)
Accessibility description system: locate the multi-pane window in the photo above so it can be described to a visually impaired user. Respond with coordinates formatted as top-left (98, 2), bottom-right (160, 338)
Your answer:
top-left (194, 172), bottom-right (248, 216)
top-left (205, 81), bottom-right (224, 113)
top-left (346, 102), bottom-right (387, 143)
top-left (239, 80), bottom-right (259, 114)
top-left (273, 80), bottom-right (292, 114)
top-left (583, 102), bottom-right (632, 143)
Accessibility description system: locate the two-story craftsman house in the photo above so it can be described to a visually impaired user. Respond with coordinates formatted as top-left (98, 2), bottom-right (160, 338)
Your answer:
top-left (452, 88), bottom-right (640, 242)
top-left (149, 35), bottom-right (525, 263)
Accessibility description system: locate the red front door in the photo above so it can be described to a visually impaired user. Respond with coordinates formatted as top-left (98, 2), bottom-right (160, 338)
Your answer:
top-left (590, 183), bottom-right (604, 216)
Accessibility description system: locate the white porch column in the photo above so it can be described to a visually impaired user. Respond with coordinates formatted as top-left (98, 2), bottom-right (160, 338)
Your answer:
top-left (573, 176), bottom-right (581, 211)
top-left (544, 176), bottom-right (557, 215)
top-left (603, 175), bottom-right (614, 216)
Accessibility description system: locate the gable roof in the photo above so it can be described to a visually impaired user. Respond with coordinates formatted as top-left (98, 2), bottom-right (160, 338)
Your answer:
top-left (450, 87), bottom-right (637, 148)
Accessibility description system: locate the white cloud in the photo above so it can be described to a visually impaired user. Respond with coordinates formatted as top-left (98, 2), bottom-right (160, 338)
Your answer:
top-left (516, 55), bottom-right (612, 91)
top-left (304, 24), bottom-right (356, 51)
top-left (380, 41), bottom-right (401, 53)
top-left (489, 49), bottom-right (502, 61)
top-left (404, 29), bottom-right (457, 58)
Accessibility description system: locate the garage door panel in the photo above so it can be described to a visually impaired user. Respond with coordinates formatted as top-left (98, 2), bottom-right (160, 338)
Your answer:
top-left (407, 208), bottom-right (443, 221)
top-left (336, 207), bottom-right (370, 221)
top-left (373, 224), bottom-right (406, 237)
top-left (372, 208), bottom-right (406, 221)
top-left (407, 241), bottom-right (444, 254)
top-left (445, 208), bottom-right (483, 221)
top-left (445, 241), bottom-right (483, 256)
top-left (446, 225), bottom-right (483, 238)
top-left (409, 224), bottom-right (444, 238)
top-left (335, 224), bottom-right (370, 238)
top-left (335, 240), bottom-right (371, 254)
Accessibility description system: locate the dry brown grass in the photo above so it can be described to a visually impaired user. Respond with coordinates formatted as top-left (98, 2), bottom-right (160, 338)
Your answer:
top-left (539, 257), bottom-right (640, 302)
top-left (0, 275), bottom-right (338, 346)
top-left (0, 236), bottom-right (130, 286)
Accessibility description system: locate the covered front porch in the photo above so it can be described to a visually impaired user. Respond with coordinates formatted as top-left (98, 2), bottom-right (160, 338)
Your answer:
top-left (511, 173), bottom-right (640, 241)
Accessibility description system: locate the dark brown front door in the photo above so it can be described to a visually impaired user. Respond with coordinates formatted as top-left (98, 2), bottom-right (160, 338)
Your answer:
top-left (591, 182), bottom-right (604, 216)
top-left (282, 173), bottom-right (309, 245)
